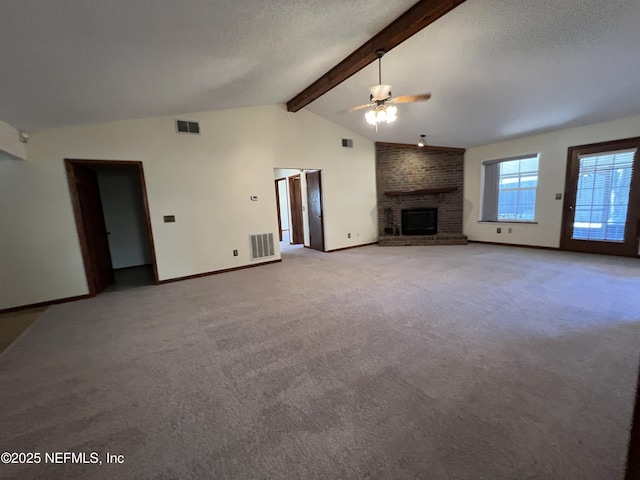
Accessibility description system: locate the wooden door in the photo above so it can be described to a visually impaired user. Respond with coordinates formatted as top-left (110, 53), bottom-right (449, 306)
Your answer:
top-left (561, 137), bottom-right (640, 257)
top-left (73, 165), bottom-right (114, 293)
top-left (306, 170), bottom-right (325, 252)
top-left (288, 175), bottom-right (304, 245)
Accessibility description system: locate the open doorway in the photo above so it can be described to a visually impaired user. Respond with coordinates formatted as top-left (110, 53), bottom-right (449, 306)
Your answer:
top-left (274, 171), bottom-right (304, 253)
top-left (273, 168), bottom-right (325, 253)
top-left (65, 159), bottom-right (159, 295)
top-left (275, 177), bottom-right (291, 244)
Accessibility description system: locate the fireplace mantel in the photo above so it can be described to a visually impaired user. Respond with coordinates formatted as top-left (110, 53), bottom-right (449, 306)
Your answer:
top-left (384, 186), bottom-right (458, 197)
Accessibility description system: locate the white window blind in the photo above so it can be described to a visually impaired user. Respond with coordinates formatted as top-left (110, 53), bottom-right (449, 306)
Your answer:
top-left (571, 148), bottom-right (635, 242)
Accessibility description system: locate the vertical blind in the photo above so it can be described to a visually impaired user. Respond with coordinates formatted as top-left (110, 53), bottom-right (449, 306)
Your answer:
top-left (482, 162), bottom-right (500, 221)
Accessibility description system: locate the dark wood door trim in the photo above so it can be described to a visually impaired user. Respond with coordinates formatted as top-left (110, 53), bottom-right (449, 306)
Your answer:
top-left (64, 159), bottom-right (160, 296)
top-left (560, 137), bottom-right (640, 257)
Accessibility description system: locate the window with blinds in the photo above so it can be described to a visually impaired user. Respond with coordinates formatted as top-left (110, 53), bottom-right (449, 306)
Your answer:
top-left (571, 149), bottom-right (635, 242)
top-left (482, 154), bottom-right (539, 222)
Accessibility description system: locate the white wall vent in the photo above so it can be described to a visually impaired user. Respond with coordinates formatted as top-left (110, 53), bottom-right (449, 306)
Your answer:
top-left (249, 233), bottom-right (275, 260)
top-left (176, 120), bottom-right (200, 134)
top-left (342, 138), bottom-right (353, 148)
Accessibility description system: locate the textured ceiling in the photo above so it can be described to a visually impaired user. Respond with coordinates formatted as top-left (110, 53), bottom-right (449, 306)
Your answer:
top-left (2, 0), bottom-right (640, 148)
top-left (0, 0), bottom-right (415, 131)
top-left (308, 0), bottom-right (640, 147)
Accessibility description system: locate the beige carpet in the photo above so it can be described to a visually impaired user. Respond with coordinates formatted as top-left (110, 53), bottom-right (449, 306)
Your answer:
top-left (1, 244), bottom-right (639, 479)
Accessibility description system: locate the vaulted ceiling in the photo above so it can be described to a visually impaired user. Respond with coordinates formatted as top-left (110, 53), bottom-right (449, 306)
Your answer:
top-left (0, 0), bottom-right (415, 131)
top-left (308, 0), bottom-right (640, 147)
top-left (1, 0), bottom-right (640, 148)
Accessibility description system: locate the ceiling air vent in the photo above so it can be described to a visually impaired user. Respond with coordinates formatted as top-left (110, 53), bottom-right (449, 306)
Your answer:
top-left (176, 120), bottom-right (200, 134)
top-left (342, 138), bottom-right (353, 148)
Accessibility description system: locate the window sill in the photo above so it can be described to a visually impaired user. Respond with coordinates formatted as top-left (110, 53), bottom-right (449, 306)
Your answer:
top-left (478, 221), bottom-right (538, 225)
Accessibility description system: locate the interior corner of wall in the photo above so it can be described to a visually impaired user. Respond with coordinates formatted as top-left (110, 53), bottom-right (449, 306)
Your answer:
top-left (0, 119), bottom-right (27, 160)
top-left (0, 148), bottom-right (26, 161)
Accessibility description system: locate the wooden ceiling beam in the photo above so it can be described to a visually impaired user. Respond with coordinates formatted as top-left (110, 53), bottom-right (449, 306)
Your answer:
top-left (286, 0), bottom-right (468, 112)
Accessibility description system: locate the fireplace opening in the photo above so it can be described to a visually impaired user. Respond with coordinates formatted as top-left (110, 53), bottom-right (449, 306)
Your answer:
top-left (402, 208), bottom-right (437, 236)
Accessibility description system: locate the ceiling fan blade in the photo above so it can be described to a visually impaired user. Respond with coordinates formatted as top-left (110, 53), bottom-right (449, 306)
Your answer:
top-left (340, 103), bottom-right (374, 114)
top-left (392, 93), bottom-right (432, 104)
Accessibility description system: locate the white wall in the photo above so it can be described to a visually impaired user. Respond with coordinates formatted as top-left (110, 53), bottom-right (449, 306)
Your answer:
top-left (96, 167), bottom-right (153, 269)
top-left (0, 119), bottom-right (27, 160)
top-left (0, 105), bottom-right (377, 309)
top-left (464, 115), bottom-right (640, 248)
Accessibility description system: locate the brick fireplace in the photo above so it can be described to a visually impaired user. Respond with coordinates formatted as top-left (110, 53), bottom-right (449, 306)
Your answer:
top-left (376, 142), bottom-right (467, 246)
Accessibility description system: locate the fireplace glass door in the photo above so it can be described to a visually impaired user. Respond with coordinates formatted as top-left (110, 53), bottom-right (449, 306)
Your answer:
top-left (402, 208), bottom-right (437, 235)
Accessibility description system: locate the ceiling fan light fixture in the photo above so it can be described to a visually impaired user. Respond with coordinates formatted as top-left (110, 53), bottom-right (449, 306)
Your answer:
top-left (342, 48), bottom-right (430, 127)
top-left (385, 105), bottom-right (397, 122)
top-left (365, 109), bottom-right (377, 126)
top-left (365, 105), bottom-right (397, 126)
top-left (418, 134), bottom-right (426, 147)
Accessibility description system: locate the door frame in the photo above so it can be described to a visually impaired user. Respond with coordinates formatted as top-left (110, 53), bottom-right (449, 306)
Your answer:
top-left (560, 137), bottom-right (640, 257)
top-left (305, 170), bottom-right (326, 252)
top-left (64, 159), bottom-right (160, 296)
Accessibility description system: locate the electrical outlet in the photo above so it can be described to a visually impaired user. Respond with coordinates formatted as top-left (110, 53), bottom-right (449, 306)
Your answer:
top-left (508, 228), bottom-right (513, 233)
top-left (497, 227), bottom-right (502, 234)
top-left (555, 193), bottom-right (563, 200)
top-left (347, 233), bottom-right (351, 238)
top-left (233, 250), bottom-right (238, 256)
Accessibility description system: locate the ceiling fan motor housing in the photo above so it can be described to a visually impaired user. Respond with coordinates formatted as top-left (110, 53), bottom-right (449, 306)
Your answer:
top-left (369, 84), bottom-right (392, 102)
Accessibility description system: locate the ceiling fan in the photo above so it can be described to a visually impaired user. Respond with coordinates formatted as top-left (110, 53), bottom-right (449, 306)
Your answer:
top-left (341, 50), bottom-right (431, 128)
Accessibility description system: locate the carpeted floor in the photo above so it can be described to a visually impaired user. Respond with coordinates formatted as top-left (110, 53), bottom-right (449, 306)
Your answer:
top-left (1, 244), bottom-right (639, 479)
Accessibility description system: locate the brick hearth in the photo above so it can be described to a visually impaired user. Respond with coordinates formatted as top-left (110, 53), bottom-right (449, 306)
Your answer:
top-left (379, 233), bottom-right (467, 246)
